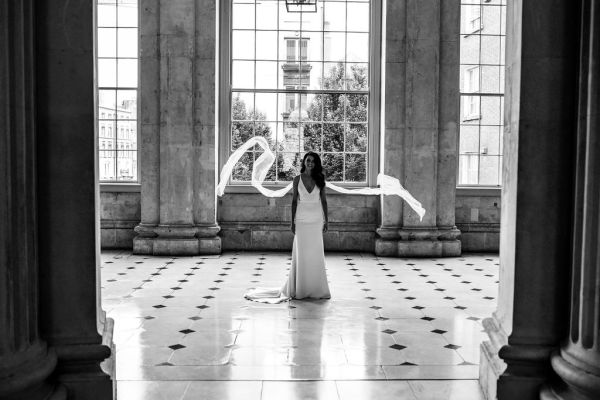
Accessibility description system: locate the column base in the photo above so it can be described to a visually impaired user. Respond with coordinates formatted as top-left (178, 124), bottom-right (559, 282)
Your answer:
top-left (539, 349), bottom-right (600, 400)
top-left (133, 224), bottom-right (222, 256)
top-left (375, 227), bottom-right (461, 257)
top-left (0, 342), bottom-right (59, 400)
top-left (479, 314), bottom-right (508, 400)
top-left (54, 342), bottom-right (113, 400)
top-left (496, 342), bottom-right (555, 399)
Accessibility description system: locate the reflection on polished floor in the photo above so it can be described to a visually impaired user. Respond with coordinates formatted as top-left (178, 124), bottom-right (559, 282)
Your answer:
top-left (102, 251), bottom-right (498, 399)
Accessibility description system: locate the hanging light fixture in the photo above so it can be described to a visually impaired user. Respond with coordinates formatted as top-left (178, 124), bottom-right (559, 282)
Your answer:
top-left (285, 0), bottom-right (317, 13)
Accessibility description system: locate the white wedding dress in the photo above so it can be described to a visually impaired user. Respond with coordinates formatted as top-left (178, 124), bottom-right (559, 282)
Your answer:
top-left (244, 177), bottom-right (331, 303)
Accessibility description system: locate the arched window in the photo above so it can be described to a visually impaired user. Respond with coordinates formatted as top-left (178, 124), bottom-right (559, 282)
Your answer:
top-left (221, 0), bottom-right (381, 185)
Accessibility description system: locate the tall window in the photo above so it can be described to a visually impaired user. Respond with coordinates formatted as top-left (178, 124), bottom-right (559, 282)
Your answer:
top-left (97, 0), bottom-right (139, 182)
top-left (223, 0), bottom-right (380, 184)
top-left (459, 0), bottom-right (506, 186)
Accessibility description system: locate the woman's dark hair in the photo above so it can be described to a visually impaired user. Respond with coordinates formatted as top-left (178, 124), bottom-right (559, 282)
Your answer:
top-left (300, 151), bottom-right (326, 189)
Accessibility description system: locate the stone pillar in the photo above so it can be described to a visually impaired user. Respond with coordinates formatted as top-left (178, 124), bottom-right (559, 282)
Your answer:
top-left (479, 0), bottom-right (579, 399)
top-left (36, 0), bottom-right (114, 398)
top-left (0, 2), bottom-right (61, 398)
top-left (134, 0), bottom-right (220, 256)
top-left (541, 2), bottom-right (600, 399)
top-left (376, 0), bottom-right (461, 257)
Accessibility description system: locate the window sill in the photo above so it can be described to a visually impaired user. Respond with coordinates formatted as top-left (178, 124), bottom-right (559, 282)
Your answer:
top-left (456, 186), bottom-right (501, 197)
top-left (100, 183), bottom-right (141, 193)
top-left (462, 114), bottom-right (481, 122)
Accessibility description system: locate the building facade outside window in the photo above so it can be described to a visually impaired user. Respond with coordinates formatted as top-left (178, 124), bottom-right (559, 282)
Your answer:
top-left (222, 0), bottom-right (381, 185)
top-left (97, 0), bottom-right (139, 182)
top-left (459, 0), bottom-right (506, 186)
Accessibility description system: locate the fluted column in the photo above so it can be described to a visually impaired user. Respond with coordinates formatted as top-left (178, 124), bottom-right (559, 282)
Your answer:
top-left (376, 0), bottom-right (461, 257)
top-left (134, 0), bottom-right (220, 255)
top-left (541, 2), bottom-right (600, 399)
top-left (0, 1), bottom-right (60, 399)
top-left (479, 0), bottom-right (580, 399)
top-left (36, 0), bottom-right (114, 398)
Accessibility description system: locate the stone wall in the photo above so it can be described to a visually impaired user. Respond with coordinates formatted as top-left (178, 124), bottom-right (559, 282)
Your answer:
top-left (100, 192), bottom-right (141, 248)
top-left (455, 190), bottom-right (501, 252)
top-left (100, 190), bottom-right (500, 252)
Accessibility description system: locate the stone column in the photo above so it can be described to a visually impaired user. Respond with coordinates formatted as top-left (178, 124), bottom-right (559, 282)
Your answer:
top-left (0, 2), bottom-right (61, 398)
top-left (376, 0), bottom-right (461, 257)
top-left (36, 0), bottom-right (114, 398)
top-left (134, 0), bottom-right (220, 256)
top-left (479, 0), bottom-right (579, 399)
top-left (541, 2), bottom-right (600, 399)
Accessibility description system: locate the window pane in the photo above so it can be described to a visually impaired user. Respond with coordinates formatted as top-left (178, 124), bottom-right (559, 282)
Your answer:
top-left (479, 155), bottom-right (500, 185)
top-left (323, 1), bottom-right (346, 31)
top-left (116, 89), bottom-right (137, 117)
top-left (118, 28), bottom-right (138, 57)
top-left (345, 153), bottom-right (367, 182)
top-left (480, 96), bottom-right (501, 125)
top-left (305, 93), bottom-right (323, 121)
top-left (482, 5), bottom-right (501, 35)
top-left (302, 123), bottom-right (322, 152)
top-left (322, 123), bottom-right (344, 151)
top-left (232, 30), bottom-right (255, 60)
top-left (277, 152), bottom-right (301, 181)
top-left (117, 151), bottom-right (136, 181)
top-left (345, 123), bottom-right (367, 152)
top-left (256, 1), bottom-right (278, 30)
top-left (323, 94), bottom-right (344, 121)
top-left (346, 94), bottom-right (368, 122)
top-left (232, 152), bottom-right (254, 181)
top-left (347, 33), bottom-right (369, 62)
top-left (324, 32), bottom-right (345, 62)
top-left (346, 63), bottom-right (368, 90)
top-left (347, 2), bottom-right (369, 32)
top-left (300, 4), bottom-right (324, 31)
top-left (481, 35), bottom-right (501, 65)
top-left (232, 61), bottom-right (255, 89)
top-left (98, 4), bottom-right (116, 27)
top-left (99, 152), bottom-right (116, 181)
top-left (460, 35), bottom-right (480, 64)
top-left (98, 58), bottom-right (117, 86)
top-left (255, 61), bottom-right (278, 89)
top-left (255, 31), bottom-right (277, 60)
top-left (304, 61), bottom-right (323, 91)
top-left (458, 154), bottom-right (479, 185)
top-left (480, 125), bottom-right (501, 155)
top-left (232, 92), bottom-right (254, 120)
top-left (254, 92), bottom-right (278, 121)
top-left (322, 63), bottom-right (345, 89)
top-left (232, 121), bottom-right (255, 149)
top-left (117, 0), bottom-right (137, 27)
top-left (98, 28), bottom-right (117, 57)
top-left (117, 59), bottom-right (138, 87)
top-left (459, 125), bottom-right (479, 154)
top-left (302, 31), bottom-right (323, 62)
top-left (322, 153), bottom-right (343, 181)
top-left (481, 66), bottom-right (501, 93)
top-left (232, 2), bottom-right (255, 29)
top-left (99, 89), bottom-right (117, 115)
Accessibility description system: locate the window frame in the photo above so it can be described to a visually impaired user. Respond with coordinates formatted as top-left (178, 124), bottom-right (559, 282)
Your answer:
top-left (219, 0), bottom-right (382, 191)
top-left (95, 0), bottom-right (141, 185)
top-left (458, 0), bottom-right (505, 188)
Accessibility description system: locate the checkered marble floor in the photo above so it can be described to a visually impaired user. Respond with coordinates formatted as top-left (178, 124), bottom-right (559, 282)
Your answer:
top-left (101, 251), bottom-right (498, 399)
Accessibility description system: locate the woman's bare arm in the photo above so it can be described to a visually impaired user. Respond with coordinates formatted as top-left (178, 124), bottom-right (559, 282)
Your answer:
top-left (291, 176), bottom-right (299, 234)
top-left (320, 184), bottom-right (328, 232)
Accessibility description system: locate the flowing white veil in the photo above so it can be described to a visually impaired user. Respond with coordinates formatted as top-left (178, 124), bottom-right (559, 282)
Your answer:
top-left (217, 136), bottom-right (426, 221)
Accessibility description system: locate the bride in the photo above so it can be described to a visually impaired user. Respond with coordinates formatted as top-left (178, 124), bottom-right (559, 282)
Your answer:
top-left (244, 151), bottom-right (331, 303)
